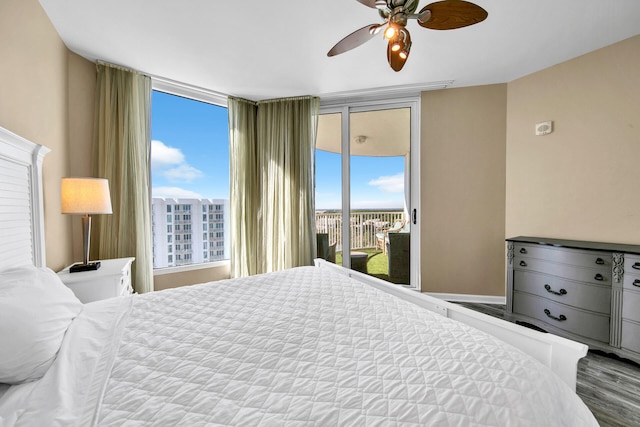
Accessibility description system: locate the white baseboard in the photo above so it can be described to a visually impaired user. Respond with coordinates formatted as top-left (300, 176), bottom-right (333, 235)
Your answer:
top-left (424, 292), bottom-right (506, 305)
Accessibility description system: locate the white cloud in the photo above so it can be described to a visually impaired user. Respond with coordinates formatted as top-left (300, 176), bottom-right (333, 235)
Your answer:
top-left (368, 173), bottom-right (404, 193)
top-left (151, 140), bottom-right (184, 167)
top-left (152, 186), bottom-right (203, 199)
top-left (151, 140), bottom-right (203, 183)
top-left (163, 164), bottom-right (204, 182)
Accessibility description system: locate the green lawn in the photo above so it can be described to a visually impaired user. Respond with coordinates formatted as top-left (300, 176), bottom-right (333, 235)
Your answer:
top-left (335, 248), bottom-right (407, 284)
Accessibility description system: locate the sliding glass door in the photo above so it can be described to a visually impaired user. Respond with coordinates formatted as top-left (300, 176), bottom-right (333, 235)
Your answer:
top-left (316, 99), bottom-right (419, 288)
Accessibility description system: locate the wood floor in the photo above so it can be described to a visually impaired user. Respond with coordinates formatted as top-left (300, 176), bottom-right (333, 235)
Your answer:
top-left (455, 303), bottom-right (640, 427)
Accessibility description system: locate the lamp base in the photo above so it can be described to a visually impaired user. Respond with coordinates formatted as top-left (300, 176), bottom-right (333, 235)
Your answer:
top-left (70, 261), bottom-right (101, 273)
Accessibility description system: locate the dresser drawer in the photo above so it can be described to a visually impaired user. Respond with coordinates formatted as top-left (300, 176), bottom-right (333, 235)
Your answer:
top-left (515, 244), bottom-right (611, 268)
top-left (513, 291), bottom-right (610, 342)
top-left (624, 255), bottom-right (640, 292)
top-left (625, 255), bottom-right (640, 275)
top-left (622, 320), bottom-right (640, 354)
top-left (514, 256), bottom-right (611, 286)
top-left (514, 270), bottom-right (611, 314)
top-left (624, 275), bottom-right (640, 292)
top-left (622, 289), bottom-right (640, 323)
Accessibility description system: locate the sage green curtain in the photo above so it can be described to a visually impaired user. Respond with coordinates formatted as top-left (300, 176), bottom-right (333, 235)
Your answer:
top-left (91, 63), bottom-right (154, 293)
top-left (228, 98), bottom-right (260, 277)
top-left (229, 96), bottom-right (320, 277)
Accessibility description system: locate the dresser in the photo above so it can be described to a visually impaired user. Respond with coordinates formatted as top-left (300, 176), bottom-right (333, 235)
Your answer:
top-left (506, 237), bottom-right (640, 363)
top-left (57, 257), bottom-right (135, 303)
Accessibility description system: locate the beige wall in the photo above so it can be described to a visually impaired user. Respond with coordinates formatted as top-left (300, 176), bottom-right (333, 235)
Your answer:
top-left (1, 0), bottom-right (71, 270)
top-left (67, 52), bottom-right (97, 261)
top-left (420, 84), bottom-right (507, 296)
top-left (506, 35), bottom-right (640, 244)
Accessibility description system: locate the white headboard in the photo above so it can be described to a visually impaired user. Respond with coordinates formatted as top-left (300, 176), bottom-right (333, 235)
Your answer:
top-left (0, 126), bottom-right (50, 270)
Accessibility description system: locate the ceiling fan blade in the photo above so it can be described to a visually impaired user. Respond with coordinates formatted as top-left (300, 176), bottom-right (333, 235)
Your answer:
top-left (327, 24), bottom-right (381, 57)
top-left (418, 0), bottom-right (488, 30)
top-left (355, 0), bottom-right (380, 8)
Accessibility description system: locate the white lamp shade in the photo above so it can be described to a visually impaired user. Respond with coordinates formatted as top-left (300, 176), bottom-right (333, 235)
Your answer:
top-left (61, 178), bottom-right (113, 214)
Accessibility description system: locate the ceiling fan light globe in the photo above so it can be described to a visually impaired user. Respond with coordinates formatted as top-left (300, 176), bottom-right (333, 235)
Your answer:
top-left (399, 51), bottom-right (407, 59)
top-left (384, 26), bottom-right (396, 39)
top-left (391, 43), bottom-right (401, 52)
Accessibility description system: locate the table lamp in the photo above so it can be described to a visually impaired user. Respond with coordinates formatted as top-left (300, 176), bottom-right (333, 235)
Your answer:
top-left (61, 177), bottom-right (113, 272)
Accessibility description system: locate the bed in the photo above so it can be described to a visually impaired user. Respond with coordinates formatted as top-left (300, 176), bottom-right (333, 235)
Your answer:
top-left (0, 126), bottom-right (597, 426)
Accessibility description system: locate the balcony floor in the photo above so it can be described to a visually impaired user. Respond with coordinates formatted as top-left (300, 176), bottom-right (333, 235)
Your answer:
top-left (335, 248), bottom-right (408, 285)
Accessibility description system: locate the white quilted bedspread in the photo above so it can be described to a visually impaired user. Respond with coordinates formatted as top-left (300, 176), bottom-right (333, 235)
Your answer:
top-left (92, 266), bottom-right (595, 426)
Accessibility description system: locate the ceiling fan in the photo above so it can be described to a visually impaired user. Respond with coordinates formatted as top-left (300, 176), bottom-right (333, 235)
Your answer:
top-left (327, 0), bottom-right (488, 71)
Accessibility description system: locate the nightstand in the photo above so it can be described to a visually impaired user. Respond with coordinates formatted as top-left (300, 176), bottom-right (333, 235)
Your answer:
top-left (57, 257), bottom-right (135, 303)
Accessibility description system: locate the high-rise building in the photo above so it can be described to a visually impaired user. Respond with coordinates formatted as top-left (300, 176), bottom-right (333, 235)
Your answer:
top-left (151, 198), bottom-right (229, 269)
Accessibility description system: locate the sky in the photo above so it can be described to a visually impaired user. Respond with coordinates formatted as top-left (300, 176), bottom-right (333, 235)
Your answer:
top-left (151, 90), bottom-right (406, 209)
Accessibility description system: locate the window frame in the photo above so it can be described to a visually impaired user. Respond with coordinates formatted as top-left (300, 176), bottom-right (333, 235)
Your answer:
top-left (151, 78), bottom-right (230, 276)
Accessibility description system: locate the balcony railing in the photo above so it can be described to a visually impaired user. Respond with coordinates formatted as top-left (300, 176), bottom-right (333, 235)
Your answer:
top-left (315, 210), bottom-right (404, 251)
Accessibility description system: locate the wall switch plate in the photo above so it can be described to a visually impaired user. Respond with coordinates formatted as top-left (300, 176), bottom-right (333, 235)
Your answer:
top-left (535, 121), bottom-right (553, 136)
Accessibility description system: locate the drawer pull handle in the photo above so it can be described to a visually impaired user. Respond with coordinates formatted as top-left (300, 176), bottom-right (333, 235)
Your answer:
top-left (633, 262), bottom-right (640, 270)
top-left (519, 248), bottom-right (527, 254)
top-left (595, 258), bottom-right (605, 265)
top-left (594, 273), bottom-right (604, 281)
top-left (634, 279), bottom-right (640, 287)
top-left (544, 309), bottom-right (567, 322)
top-left (544, 284), bottom-right (567, 296)
top-left (519, 261), bottom-right (527, 267)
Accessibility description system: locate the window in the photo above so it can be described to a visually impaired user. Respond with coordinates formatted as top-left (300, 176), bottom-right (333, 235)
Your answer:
top-left (150, 89), bottom-right (229, 269)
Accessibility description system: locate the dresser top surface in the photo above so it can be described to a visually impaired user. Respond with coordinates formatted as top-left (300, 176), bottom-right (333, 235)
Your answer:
top-left (507, 236), bottom-right (640, 255)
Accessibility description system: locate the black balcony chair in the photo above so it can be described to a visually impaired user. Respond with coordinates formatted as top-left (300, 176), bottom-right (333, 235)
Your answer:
top-left (387, 232), bottom-right (410, 283)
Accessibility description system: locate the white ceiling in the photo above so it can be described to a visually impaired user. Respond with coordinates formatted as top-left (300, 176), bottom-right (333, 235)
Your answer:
top-left (39, 0), bottom-right (640, 101)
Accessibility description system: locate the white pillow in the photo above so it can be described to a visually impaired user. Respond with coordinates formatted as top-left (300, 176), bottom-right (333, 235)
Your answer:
top-left (0, 265), bottom-right (83, 384)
